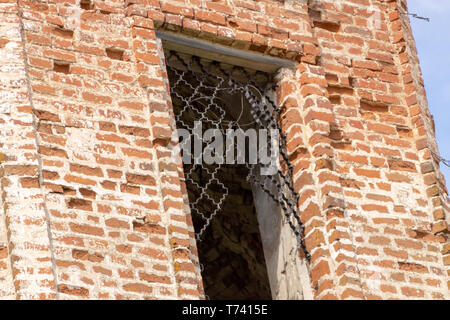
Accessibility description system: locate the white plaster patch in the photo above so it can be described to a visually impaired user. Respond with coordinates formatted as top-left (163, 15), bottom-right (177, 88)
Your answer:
top-left (65, 128), bottom-right (95, 161)
top-left (397, 187), bottom-right (412, 205)
top-left (64, 266), bottom-right (84, 285)
top-left (4, 26), bottom-right (20, 38)
top-left (23, 20), bottom-right (40, 33)
top-left (0, 64), bottom-right (26, 74)
top-left (362, 265), bottom-right (383, 291)
top-left (367, 4), bottom-right (384, 30)
top-left (0, 102), bottom-right (11, 114)
top-left (218, 27), bottom-right (235, 38)
top-left (66, 4), bottom-right (81, 31)
top-left (0, 90), bottom-right (21, 102)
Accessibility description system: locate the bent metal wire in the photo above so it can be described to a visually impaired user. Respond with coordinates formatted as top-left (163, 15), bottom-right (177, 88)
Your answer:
top-left (166, 50), bottom-right (310, 261)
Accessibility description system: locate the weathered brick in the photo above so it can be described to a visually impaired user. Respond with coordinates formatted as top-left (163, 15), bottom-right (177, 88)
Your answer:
top-left (0, 0), bottom-right (447, 302)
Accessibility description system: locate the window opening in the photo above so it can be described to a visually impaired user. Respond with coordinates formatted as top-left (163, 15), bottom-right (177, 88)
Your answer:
top-left (164, 49), bottom-right (308, 299)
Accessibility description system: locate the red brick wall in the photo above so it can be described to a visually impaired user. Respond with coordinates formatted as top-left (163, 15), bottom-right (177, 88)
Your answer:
top-left (0, 0), bottom-right (448, 299)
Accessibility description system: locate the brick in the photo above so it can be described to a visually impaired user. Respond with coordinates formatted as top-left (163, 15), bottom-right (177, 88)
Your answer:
top-left (388, 160), bottom-right (417, 172)
top-left (398, 262), bottom-right (428, 273)
top-left (126, 173), bottom-right (156, 186)
top-left (67, 198), bottom-right (93, 211)
top-left (82, 92), bottom-right (112, 104)
top-left (58, 285), bottom-right (89, 297)
top-left (354, 168), bottom-right (380, 179)
top-left (20, 177), bottom-right (40, 188)
top-left (195, 10), bottom-right (226, 26)
top-left (118, 126), bottom-right (150, 137)
top-left (69, 163), bottom-right (103, 177)
top-left (369, 236), bottom-right (390, 245)
top-left (367, 122), bottom-right (396, 135)
top-left (105, 218), bottom-right (130, 229)
top-left (4, 165), bottom-right (39, 176)
top-left (310, 260), bottom-right (331, 284)
top-left (380, 284), bottom-right (397, 294)
top-left (72, 249), bottom-right (104, 263)
top-left (227, 18), bottom-right (256, 33)
top-left (161, 3), bottom-right (193, 17)
top-left (29, 56), bottom-right (53, 69)
top-left (139, 272), bottom-right (171, 284)
top-left (69, 223), bottom-right (104, 236)
top-left (123, 283), bottom-right (153, 294)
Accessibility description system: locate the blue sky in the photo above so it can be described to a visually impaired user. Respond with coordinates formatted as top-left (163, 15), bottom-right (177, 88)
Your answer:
top-left (408, 0), bottom-right (450, 185)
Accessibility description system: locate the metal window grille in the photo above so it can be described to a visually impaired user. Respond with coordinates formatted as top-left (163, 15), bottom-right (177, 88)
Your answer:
top-left (165, 51), bottom-right (310, 261)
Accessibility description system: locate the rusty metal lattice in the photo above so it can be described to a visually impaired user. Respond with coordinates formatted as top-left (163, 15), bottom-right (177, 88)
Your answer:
top-left (165, 51), bottom-right (310, 260)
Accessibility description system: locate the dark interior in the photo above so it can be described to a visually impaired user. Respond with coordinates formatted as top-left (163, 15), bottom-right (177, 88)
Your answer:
top-left (165, 51), bottom-right (273, 299)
